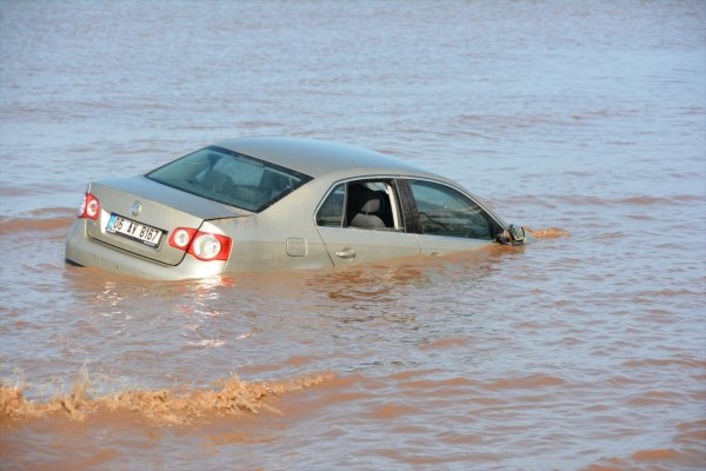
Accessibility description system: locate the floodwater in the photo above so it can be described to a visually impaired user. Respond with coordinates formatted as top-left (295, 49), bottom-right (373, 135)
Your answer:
top-left (1, 0), bottom-right (705, 469)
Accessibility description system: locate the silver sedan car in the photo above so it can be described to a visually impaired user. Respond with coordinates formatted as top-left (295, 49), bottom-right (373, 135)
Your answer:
top-left (65, 137), bottom-right (527, 279)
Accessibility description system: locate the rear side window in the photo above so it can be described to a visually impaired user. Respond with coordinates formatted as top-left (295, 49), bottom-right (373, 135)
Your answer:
top-left (316, 183), bottom-right (346, 227)
top-left (316, 180), bottom-right (402, 230)
top-left (408, 180), bottom-right (497, 239)
top-left (146, 146), bottom-right (312, 212)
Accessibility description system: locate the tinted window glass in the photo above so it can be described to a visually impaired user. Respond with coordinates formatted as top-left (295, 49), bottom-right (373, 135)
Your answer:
top-left (146, 146), bottom-right (312, 213)
top-left (408, 180), bottom-right (495, 239)
top-left (316, 183), bottom-right (346, 227)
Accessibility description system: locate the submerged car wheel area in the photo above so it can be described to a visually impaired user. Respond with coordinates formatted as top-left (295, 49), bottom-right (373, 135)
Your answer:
top-left (65, 137), bottom-right (528, 280)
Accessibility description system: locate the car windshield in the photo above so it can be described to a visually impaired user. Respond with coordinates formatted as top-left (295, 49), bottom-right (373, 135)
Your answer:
top-left (146, 146), bottom-right (313, 212)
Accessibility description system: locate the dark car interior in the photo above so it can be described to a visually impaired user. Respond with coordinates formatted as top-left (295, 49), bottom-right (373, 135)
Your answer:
top-left (346, 184), bottom-right (393, 229)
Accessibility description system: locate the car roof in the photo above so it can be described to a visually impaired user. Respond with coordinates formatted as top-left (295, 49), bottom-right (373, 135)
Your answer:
top-left (214, 137), bottom-right (441, 180)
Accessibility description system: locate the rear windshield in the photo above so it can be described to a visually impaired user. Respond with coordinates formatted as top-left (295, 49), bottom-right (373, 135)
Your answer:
top-left (146, 146), bottom-right (313, 213)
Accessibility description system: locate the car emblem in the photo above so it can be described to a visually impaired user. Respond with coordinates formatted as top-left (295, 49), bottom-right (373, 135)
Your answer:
top-left (130, 201), bottom-right (142, 217)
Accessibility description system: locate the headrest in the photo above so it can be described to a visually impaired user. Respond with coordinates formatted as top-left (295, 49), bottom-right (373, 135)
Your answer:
top-left (359, 195), bottom-right (381, 214)
top-left (349, 185), bottom-right (382, 215)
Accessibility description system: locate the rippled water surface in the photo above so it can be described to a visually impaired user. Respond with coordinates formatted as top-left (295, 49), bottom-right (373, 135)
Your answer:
top-left (1, 1), bottom-right (705, 470)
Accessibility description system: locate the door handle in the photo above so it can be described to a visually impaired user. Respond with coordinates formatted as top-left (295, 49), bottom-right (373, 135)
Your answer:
top-left (335, 248), bottom-right (356, 259)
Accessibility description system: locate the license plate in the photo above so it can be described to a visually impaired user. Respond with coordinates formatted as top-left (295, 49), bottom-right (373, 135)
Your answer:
top-left (106, 214), bottom-right (163, 247)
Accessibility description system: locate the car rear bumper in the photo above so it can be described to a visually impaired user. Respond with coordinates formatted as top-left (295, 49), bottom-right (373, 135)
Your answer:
top-left (64, 220), bottom-right (227, 280)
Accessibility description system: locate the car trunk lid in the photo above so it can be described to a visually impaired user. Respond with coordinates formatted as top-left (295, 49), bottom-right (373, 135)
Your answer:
top-left (85, 176), bottom-right (251, 265)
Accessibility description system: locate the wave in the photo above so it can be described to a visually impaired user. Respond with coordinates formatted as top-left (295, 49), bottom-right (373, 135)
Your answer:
top-left (554, 194), bottom-right (704, 207)
top-left (1, 368), bottom-right (335, 426)
top-left (501, 194), bottom-right (704, 210)
top-left (0, 208), bottom-right (76, 235)
top-left (526, 227), bottom-right (571, 239)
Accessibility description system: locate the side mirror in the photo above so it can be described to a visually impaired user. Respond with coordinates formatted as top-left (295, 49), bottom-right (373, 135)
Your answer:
top-left (496, 224), bottom-right (530, 246)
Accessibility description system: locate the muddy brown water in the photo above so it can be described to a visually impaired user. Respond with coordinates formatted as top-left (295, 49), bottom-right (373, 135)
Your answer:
top-left (1, 1), bottom-right (705, 470)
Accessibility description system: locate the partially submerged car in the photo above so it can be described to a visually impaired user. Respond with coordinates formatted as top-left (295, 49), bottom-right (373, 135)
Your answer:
top-left (65, 137), bottom-right (527, 279)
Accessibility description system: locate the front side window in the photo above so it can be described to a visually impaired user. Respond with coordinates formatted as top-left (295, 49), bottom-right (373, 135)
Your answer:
top-left (408, 180), bottom-right (498, 239)
top-left (146, 146), bottom-right (312, 212)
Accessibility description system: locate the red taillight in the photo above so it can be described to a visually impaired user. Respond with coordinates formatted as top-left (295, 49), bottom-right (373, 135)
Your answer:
top-left (169, 227), bottom-right (232, 261)
top-left (169, 228), bottom-right (197, 250)
top-left (78, 192), bottom-right (100, 220)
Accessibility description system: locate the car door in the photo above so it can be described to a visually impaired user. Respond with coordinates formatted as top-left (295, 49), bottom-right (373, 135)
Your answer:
top-left (315, 180), bottom-right (420, 266)
top-left (398, 178), bottom-right (505, 256)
